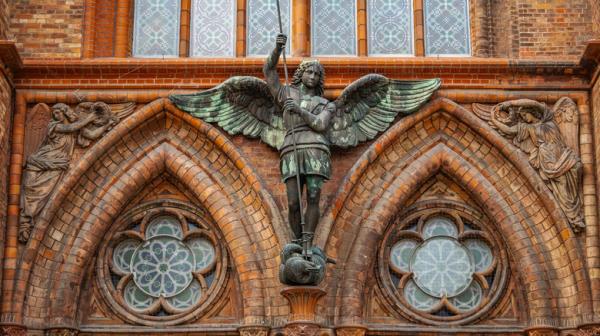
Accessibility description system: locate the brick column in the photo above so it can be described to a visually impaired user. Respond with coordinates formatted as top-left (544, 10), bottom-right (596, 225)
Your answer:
top-left (357, 0), bottom-right (367, 56)
top-left (82, 0), bottom-right (97, 58)
top-left (292, 0), bottom-right (309, 57)
top-left (114, 0), bottom-right (132, 57)
top-left (0, 42), bottom-right (20, 327)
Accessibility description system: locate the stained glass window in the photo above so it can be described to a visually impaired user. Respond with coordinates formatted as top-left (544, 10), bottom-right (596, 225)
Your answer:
top-left (132, 0), bottom-right (181, 57)
top-left (110, 214), bottom-right (218, 314)
top-left (247, 0), bottom-right (291, 56)
top-left (367, 0), bottom-right (414, 55)
top-left (191, 0), bottom-right (236, 57)
top-left (311, 0), bottom-right (357, 56)
top-left (424, 0), bottom-right (471, 56)
top-left (388, 216), bottom-right (494, 314)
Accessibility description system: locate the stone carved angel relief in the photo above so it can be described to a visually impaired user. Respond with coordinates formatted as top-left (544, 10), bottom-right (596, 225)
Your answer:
top-left (472, 98), bottom-right (585, 233)
top-left (18, 101), bottom-right (136, 243)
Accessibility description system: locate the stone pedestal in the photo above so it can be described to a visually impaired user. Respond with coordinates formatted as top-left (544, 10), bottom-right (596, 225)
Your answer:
top-left (281, 286), bottom-right (326, 336)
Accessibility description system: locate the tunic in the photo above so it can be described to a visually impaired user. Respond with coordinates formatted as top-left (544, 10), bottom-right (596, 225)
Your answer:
top-left (276, 85), bottom-right (334, 182)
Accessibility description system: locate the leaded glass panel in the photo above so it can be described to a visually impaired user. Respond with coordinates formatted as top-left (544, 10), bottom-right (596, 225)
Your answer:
top-left (166, 279), bottom-right (203, 310)
top-left (311, 0), bottom-right (357, 56)
top-left (367, 0), bottom-right (414, 55)
top-left (449, 281), bottom-right (482, 312)
top-left (247, 0), bottom-right (291, 56)
top-left (191, 0), bottom-right (236, 57)
top-left (404, 279), bottom-right (440, 311)
top-left (132, 0), bottom-right (181, 57)
top-left (424, 0), bottom-right (471, 56)
top-left (390, 240), bottom-right (417, 273)
top-left (422, 216), bottom-right (458, 239)
top-left (410, 237), bottom-right (474, 297)
top-left (112, 239), bottom-right (139, 274)
top-left (146, 216), bottom-right (183, 239)
top-left (131, 238), bottom-right (195, 297)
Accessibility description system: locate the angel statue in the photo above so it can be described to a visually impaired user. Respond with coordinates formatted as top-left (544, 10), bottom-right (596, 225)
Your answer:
top-left (170, 34), bottom-right (440, 285)
top-left (473, 98), bottom-right (585, 233)
top-left (19, 101), bottom-right (136, 243)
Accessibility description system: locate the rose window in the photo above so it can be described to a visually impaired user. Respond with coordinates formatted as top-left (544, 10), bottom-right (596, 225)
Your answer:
top-left (98, 202), bottom-right (227, 324)
top-left (379, 209), bottom-right (508, 323)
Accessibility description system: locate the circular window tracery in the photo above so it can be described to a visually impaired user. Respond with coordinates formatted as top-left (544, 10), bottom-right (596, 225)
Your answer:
top-left (379, 206), bottom-right (509, 325)
top-left (97, 201), bottom-right (228, 325)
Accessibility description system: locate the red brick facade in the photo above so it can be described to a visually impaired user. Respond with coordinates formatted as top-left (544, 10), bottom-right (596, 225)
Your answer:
top-left (1, 1), bottom-right (600, 336)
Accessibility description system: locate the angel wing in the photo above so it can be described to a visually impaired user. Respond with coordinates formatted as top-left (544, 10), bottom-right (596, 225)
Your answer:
top-left (170, 76), bottom-right (284, 149)
top-left (110, 102), bottom-right (137, 121)
top-left (23, 103), bottom-right (52, 159)
top-left (551, 97), bottom-right (579, 154)
top-left (329, 75), bottom-right (441, 148)
top-left (471, 103), bottom-right (518, 137)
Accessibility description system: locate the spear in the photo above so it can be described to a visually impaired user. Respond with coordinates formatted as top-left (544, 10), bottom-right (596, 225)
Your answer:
top-left (275, 0), bottom-right (309, 257)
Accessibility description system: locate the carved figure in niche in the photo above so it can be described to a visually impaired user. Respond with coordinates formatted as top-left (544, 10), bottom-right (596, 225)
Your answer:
top-left (19, 102), bottom-right (136, 243)
top-left (170, 34), bottom-right (440, 285)
top-left (473, 98), bottom-right (585, 232)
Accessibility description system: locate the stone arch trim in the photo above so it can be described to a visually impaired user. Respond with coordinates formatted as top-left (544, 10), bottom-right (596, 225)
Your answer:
top-left (318, 98), bottom-right (592, 328)
top-left (11, 98), bottom-right (286, 328)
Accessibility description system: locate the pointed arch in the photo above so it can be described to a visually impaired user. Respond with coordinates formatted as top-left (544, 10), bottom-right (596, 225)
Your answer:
top-left (318, 98), bottom-right (592, 328)
top-left (11, 99), bottom-right (287, 329)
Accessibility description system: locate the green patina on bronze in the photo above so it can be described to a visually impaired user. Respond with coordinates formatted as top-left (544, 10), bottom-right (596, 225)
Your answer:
top-left (170, 33), bottom-right (440, 286)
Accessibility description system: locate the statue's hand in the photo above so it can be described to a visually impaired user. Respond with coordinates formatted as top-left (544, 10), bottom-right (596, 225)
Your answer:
top-left (276, 33), bottom-right (287, 50)
top-left (284, 98), bottom-right (301, 115)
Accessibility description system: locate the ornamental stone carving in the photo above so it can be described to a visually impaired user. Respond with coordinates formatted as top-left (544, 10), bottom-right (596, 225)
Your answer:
top-left (18, 102), bottom-right (135, 243)
top-left (473, 98), bottom-right (585, 233)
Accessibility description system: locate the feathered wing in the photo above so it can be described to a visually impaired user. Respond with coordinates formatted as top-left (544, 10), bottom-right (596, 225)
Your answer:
top-left (551, 97), bottom-right (579, 154)
top-left (330, 75), bottom-right (441, 148)
top-left (169, 76), bottom-right (284, 149)
top-left (471, 103), bottom-right (519, 137)
top-left (110, 102), bottom-right (137, 121)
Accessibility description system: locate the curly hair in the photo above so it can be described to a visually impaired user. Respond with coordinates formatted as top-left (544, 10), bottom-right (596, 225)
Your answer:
top-left (291, 60), bottom-right (325, 96)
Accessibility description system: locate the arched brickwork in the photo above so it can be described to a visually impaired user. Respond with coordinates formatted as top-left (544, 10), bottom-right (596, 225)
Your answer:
top-left (317, 98), bottom-right (593, 329)
top-left (8, 99), bottom-right (288, 329)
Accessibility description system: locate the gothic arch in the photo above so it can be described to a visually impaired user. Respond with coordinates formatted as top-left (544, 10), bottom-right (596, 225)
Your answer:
top-left (317, 98), bottom-right (592, 328)
top-left (11, 99), bottom-right (287, 329)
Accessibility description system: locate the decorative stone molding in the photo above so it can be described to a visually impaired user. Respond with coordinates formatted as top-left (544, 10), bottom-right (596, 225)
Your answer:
top-left (334, 326), bottom-right (368, 336)
top-left (570, 327), bottom-right (600, 336)
top-left (237, 326), bottom-right (270, 336)
top-left (44, 328), bottom-right (79, 336)
top-left (526, 327), bottom-right (559, 336)
top-left (0, 324), bottom-right (27, 336)
top-left (281, 287), bottom-right (326, 336)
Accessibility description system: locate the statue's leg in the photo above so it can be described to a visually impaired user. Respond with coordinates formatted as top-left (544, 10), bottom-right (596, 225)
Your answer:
top-left (286, 177), bottom-right (303, 240)
top-left (305, 175), bottom-right (323, 235)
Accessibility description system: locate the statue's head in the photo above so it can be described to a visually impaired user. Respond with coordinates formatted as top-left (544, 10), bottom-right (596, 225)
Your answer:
top-left (52, 103), bottom-right (78, 122)
top-left (292, 60), bottom-right (325, 96)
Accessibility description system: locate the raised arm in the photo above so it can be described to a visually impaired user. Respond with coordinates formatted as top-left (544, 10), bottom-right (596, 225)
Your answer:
top-left (55, 111), bottom-right (96, 133)
top-left (491, 105), bottom-right (518, 135)
top-left (263, 34), bottom-right (287, 98)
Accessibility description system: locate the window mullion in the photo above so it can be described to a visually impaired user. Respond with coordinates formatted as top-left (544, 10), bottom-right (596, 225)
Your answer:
top-left (414, 0), bottom-right (425, 56)
top-left (357, 0), bottom-right (367, 56)
top-left (180, 0), bottom-right (192, 57)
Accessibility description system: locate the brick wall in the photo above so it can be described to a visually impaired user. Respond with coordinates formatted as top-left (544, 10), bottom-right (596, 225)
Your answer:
top-left (592, 0), bottom-right (600, 38)
top-left (0, 63), bottom-right (11, 303)
top-left (491, 0), bottom-right (516, 58)
top-left (0, 0), bottom-right (9, 40)
top-left (516, 0), bottom-right (593, 59)
top-left (9, 0), bottom-right (84, 58)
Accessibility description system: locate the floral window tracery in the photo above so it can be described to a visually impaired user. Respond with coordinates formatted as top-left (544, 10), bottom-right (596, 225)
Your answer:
top-left (379, 206), bottom-right (508, 324)
top-left (98, 201), bottom-right (227, 325)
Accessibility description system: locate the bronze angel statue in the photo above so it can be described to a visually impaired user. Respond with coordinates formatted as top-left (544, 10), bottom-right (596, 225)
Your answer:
top-left (473, 98), bottom-right (585, 233)
top-left (170, 34), bottom-right (440, 283)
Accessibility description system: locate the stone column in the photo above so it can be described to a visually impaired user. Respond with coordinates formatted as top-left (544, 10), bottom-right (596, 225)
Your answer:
top-left (281, 286), bottom-right (326, 336)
